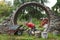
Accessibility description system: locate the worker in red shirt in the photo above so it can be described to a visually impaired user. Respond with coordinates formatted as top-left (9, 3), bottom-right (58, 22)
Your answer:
top-left (25, 22), bottom-right (36, 35)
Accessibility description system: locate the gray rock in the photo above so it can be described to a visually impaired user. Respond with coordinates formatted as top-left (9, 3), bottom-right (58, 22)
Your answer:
top-left (53, 30), bottom-right (60, 36)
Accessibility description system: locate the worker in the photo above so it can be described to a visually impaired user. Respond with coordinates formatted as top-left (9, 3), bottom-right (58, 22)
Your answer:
top-left (40, 18), bottom-right (48, 31)
top-left (26, 22), bottom-right (36, 31)
top-left (25, 22), bottom-right (36, 35)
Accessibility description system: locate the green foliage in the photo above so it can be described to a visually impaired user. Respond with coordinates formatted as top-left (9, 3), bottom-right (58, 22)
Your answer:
top-left (29, 9), bottom-right (43, 19)
top-left (0, 3), bottom-right (13, 23)
top-left (0, 3), bottom-right (13, 17)
top-left (32, 18), bottom-right (40, 25)
top-left (14, 0), bottom-right (21, 7)
top-left (52, 0), bottom-right (60, 16)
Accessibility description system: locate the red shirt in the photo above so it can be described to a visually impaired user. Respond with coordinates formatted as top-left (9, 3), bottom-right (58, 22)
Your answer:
top-left (26, 22), bottom-right (35, 29)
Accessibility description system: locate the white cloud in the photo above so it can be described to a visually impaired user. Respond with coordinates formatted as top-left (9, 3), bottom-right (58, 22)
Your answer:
top-left (44, 0), bottom-right (57, 8)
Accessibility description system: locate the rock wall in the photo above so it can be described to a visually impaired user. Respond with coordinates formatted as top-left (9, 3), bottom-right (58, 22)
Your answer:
top-left (48, 10), bottom-right (60, 31)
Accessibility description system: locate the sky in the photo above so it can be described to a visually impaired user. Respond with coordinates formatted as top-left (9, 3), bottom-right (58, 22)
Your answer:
top-left (5, 0), bottom-right (14, 6)
top-left (44, 0), bottom-right (57, 8)
top-left (2, 0), bottom-right (57, 8)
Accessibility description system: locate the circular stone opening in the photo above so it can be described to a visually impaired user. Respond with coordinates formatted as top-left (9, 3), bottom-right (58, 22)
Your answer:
top-left (12, 2), bottom-right (51, 32)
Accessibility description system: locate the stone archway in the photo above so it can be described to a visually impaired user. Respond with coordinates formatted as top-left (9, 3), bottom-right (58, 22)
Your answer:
top-left (12, 2), bottom-right (60, 31)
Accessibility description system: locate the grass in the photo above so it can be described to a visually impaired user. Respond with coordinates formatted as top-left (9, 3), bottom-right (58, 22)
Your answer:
top-left (0, 33), bottom-right (60, 40)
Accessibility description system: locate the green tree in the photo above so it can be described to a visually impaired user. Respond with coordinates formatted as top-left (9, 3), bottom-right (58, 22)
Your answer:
top-left (0, 3), bottom-right (13, 17)
top-left (0, 3), bottom-right (13, 22)
top-left (52, 0), bottom-right (60, 16)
